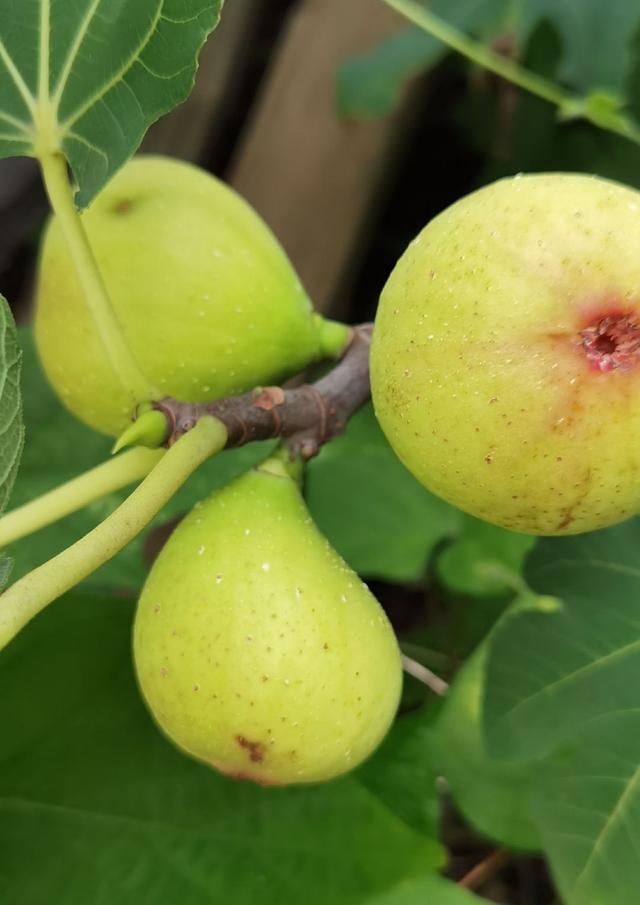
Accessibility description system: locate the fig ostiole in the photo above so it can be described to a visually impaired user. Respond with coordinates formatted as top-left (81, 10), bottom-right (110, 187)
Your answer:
top-left (35, 155), bottom-right (348, 437)
top-left (371, 172), bottom-right (640, 535)
top-left (133, 455), bottom-right (402, 785)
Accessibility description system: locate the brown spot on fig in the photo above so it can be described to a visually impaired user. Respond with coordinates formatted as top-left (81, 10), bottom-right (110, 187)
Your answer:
top-left (113, 198), bottom-right (134, 214)
top-left (220, 769), bottom-right (274, 787)
top-left (235, 735), bottom-right (266, 763)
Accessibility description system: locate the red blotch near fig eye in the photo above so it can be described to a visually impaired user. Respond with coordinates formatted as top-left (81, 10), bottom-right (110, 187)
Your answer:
top-left (576, 304), bottom-right (640, 373)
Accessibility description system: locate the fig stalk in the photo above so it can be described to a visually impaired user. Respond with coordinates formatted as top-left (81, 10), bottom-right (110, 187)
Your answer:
top-left (0, 447), bottom-right (164, 547)
top-left (381, 0), bottom-right (640, 144)
top-left (38, 150), bottom-right (155, 403)
top-left (0, 416), bottom-right (227, 651)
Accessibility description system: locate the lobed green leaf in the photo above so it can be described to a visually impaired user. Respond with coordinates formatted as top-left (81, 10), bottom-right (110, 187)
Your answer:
top-left (0, 0), bottom-right (222, 206)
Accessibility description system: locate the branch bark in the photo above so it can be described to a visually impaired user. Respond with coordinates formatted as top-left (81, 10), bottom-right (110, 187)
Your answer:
top-left (458, 848), bottom-right (510, 891)
top-left (153, 323), bottom-right (373, 458)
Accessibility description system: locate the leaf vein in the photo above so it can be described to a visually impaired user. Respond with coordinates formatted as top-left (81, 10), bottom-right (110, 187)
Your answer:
top-left (51, 0), bottom-right (105, 107)
top-left (60, 0), bottom-right (164, 131)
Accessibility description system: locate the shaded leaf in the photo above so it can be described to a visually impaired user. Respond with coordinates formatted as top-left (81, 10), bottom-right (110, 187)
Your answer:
top-left (338, 0), bottom-right (640, 124)
top-left (435, 645), bottom-right (540, 850)
top-left (480, 523), bottom-right (640, 904)
top-left (337, 0), bottom-right (510, 119)
top-left (337, 27), bottom-right (446, 119)
top-left (519, 0), bottom-right (640, 97)
top-left (367, 873), bottom-right (486, 904)
top-left (534, 712), bottom-right (640, 905)
top-left (483, 522), bottom-right (640, 761)
top-left (357, 708), bottom-right (440, 838)
top-left (306, 404), bottom-right (460, 582)
top-left (436, 514), bottom-right (535, 597)
top-left (0, 591), bottom-right (442, 905)
top-left (0, 0), bottom-right (222, 206)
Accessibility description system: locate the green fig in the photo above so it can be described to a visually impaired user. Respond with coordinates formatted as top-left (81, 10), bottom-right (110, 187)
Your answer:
top-left (371, 173), bottom-right (640, 535)
top-left (133, 456), bottom-right (402, 785)
top-left (35, 155), bottom-right (347, 437)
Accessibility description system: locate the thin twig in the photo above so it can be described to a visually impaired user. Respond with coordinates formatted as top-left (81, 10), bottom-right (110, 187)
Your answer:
top-left (400, 654), bottom-right (449, 696)
top-left (458, 848), bottom-right (510, 891)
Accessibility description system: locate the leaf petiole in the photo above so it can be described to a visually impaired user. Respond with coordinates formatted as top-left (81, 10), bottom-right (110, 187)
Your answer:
top-left (0, 416), bottom-right (227, 651)
top-left (38, 150), bottom-right (156, 402)
top-left (381, 0), bottom-right (640, 145)
top-left (0, 447), bottom-right (164, 548)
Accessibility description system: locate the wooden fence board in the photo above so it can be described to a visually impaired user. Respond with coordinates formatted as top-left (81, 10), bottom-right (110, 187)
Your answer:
top-left (228, 0), bottom-right (408, 314)
top-left (142, 0), bottom-right (264, 163)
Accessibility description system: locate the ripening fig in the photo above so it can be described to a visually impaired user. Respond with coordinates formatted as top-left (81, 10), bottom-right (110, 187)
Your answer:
top-left (371, 173), bottom-right (640, 535)
top-left (35, 155), bottom-right (347, 437)
top-left (133, 456), bottom-right (402, 785)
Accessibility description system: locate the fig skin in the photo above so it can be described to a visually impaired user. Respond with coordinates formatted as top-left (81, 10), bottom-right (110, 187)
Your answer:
top-left (35, 155), bottom-right (344, 437)
top-left (371, 173), bottom-right (640, 535)
top-left (133, 457), bottom-right (402, 785)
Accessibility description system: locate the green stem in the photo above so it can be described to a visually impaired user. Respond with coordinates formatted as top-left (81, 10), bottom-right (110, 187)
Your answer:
top-left (38, 151), bottom-right (156, 402)
top-left (314, 316), bottom-right (351, 360)
top-left (383, 0), bottom-right (572, 103)
top-left (0, 447), bottom-right (164, 547)
top-left (383, 0), bottom-right (640, 144)
top-left (0, 416), bottom-right (227, 650)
